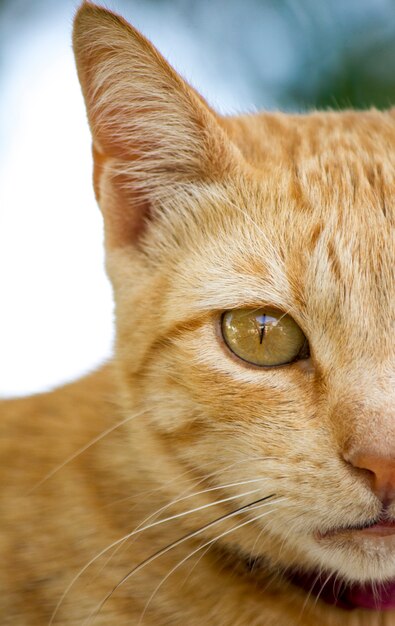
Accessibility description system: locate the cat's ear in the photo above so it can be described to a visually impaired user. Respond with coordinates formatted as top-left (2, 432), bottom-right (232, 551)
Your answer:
top-left (73, 2), bottom-right (237, 247)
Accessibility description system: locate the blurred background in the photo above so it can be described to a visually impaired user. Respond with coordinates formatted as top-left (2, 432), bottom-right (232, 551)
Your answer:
top-left (1, 0), bottom-right (395, 397)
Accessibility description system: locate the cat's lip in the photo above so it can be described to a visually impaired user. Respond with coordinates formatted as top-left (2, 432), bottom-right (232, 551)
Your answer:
top-left (317, 518), bottom-right (395, 540)
top-left (356, 520), bottom-right (395, 537)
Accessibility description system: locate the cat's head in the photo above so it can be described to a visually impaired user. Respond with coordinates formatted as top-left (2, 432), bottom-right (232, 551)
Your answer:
top-left (73, 2), bottom-right (395, 598)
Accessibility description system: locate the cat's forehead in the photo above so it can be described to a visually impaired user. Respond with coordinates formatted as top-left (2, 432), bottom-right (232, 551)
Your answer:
top-left (225, 108), bottom-right (395, 173)
top-left (223, 109), bottom-right (394, 294)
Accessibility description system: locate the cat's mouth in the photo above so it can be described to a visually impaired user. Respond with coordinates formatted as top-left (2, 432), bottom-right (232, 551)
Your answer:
top-left (317, 515), bottom-right (395, 540)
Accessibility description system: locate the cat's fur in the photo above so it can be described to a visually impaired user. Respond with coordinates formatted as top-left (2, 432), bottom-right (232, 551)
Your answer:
top-left (1, 2), bottom-right (394, 625)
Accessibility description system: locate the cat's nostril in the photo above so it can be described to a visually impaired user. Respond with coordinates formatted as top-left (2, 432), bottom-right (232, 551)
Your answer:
top-left (344, 449), bottom-right (395, 503)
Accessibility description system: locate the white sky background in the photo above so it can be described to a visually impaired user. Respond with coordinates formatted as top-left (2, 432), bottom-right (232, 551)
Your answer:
top-left (0, 0), bottom-right (287, 398)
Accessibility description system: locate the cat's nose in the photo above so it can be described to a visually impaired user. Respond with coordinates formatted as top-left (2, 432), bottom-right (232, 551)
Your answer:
top-left (344, 449), bottom-right (395, 503)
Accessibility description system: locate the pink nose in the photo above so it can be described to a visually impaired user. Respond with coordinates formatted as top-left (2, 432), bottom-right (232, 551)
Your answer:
top-left (345, 450), bottom-right (395, 502)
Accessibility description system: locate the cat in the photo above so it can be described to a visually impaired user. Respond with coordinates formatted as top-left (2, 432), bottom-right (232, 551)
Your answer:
top-left (1, 2), bottom-right (394, 625)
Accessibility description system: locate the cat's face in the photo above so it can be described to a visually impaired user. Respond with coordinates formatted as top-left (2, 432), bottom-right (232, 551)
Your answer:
top-left (74, 4), bottom-right (395, 592)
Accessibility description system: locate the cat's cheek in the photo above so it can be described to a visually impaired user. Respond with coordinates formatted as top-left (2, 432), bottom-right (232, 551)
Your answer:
top-left (128, 318), bottom-right (316, 439)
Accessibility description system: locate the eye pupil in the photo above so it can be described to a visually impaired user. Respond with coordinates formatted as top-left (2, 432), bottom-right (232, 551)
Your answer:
top-left (258, 316), bottom-right (266, 344)
top-left (221, 308), bottom-right (309, 368)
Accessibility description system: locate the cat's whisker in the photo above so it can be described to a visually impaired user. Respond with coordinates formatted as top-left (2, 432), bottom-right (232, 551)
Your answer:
top-left (247, 520), bottom-right (267, 570)
top-left (85, 495), bottom-right (284, 625)
top-left (332, 570), bottom-right (346, 607)
top-left (87, 479), bottom-right (269, 590)
top-left (94, 461), bottom-right (269, 581)
top-left (189, 499), bottom-right (291, 592)
top-left (28, 407), bottom-right (151, 493)
top-left (103, 454), bottom-right (264, 510)
top-left (96, 476), bottom-right (270, 580)
top-left (298, 567), bottom-right (325, 619)
top-left (137, 503), bottom-right (286, 626)
top-left (178, 540), bottom-right (212, 591)
top-left (312, 570), bottom-right (335, 610)
top-left (110, 455), bottom-right (269, 550)
top-left (247, 508), bottom-right (309, 598)
top-left (132, 475), bottom-right (268, 533)
top-left (49, 486), bottom-right (267, 625)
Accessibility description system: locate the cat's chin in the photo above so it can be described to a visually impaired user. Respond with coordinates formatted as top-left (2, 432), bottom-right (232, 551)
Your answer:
top-left (314, 517), bottom-right (395, 576)
top-left (280, 516), bottom-right (395, 610)
top-left (260, 508), bottom-right (395, 586)
top-left (257, 512), bottom-right (395, 607)
top-left (308, 519), bottom-right (395, 584)
top-left (278, 522), bottom-right (395, 610)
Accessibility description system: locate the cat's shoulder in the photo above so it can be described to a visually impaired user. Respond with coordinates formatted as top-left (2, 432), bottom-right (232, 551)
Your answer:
top-left (0, 365), bottom-right (118, 491)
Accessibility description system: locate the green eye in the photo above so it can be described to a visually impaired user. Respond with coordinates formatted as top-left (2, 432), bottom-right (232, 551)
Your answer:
top-left (221, 308), bottom-right (309, 367)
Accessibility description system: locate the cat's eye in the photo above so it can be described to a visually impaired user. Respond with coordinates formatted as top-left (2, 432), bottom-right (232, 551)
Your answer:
top-left (221, 308), bottom-right (309, 367)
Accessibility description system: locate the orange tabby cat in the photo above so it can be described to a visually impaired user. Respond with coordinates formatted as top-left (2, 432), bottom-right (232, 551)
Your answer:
top-left (1, 2), bottom-right (394, 625)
